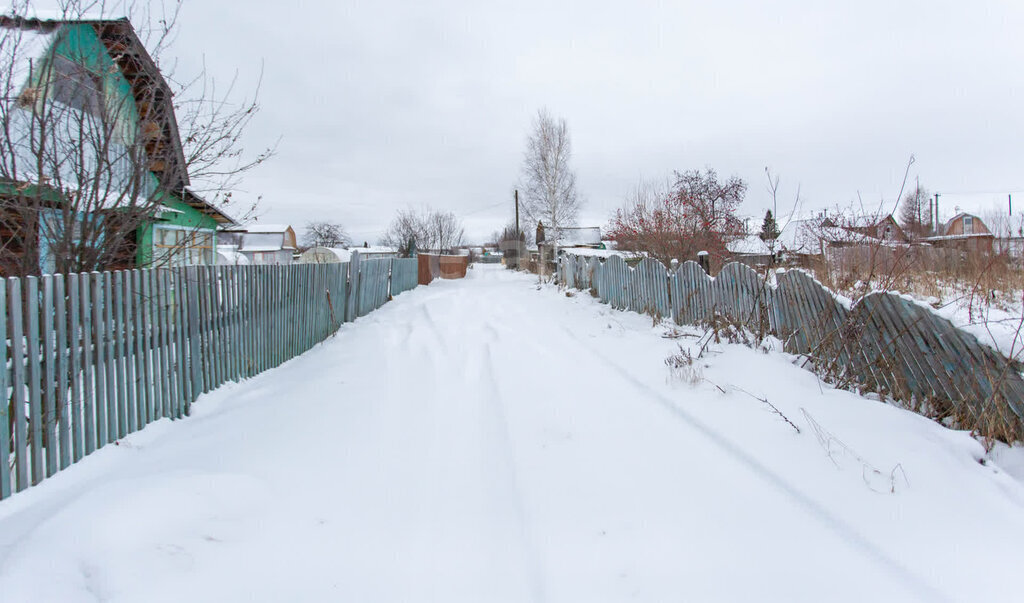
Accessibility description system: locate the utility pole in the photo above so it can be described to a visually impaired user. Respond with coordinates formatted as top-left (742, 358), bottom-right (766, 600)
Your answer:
top-left (1010, 193), bottom-right (1013, 217)
top-left (514, 189), bottom-right (520, 237)
top-left (934, 193), bottom-right (940, 234)
top-left (514, 189), bottom-right (521, 269)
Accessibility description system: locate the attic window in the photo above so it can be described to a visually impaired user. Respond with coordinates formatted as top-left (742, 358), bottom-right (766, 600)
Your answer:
top-left (963, 216), bottom-right (973, 234)
top-left (48, 54), bottom-right (103, 116)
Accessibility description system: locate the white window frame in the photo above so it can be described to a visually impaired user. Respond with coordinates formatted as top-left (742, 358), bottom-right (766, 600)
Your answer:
top-left (152, 224), bottom-right (216, 267)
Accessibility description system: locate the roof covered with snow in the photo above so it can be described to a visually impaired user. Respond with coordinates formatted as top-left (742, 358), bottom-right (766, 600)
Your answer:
top-left (562, 247), bottom-right (641, 259)
top-left (727, 235), bottom-right (776, 256)
top-left (351, 246), bottom-right (398, 255)
top-left (548, 226), bottom-right (602, 247)
top-left (229, 224), bottom-right (293, 234)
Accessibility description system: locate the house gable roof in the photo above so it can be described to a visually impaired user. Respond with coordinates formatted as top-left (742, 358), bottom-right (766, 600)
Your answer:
top-left (942, 212), bottom-right (984, 235)
top-left (0, 14), bottom-right (190, 191)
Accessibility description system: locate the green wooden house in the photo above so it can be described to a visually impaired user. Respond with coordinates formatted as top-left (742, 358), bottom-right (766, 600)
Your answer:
top-left (0, 14), bottom-right (233, 276)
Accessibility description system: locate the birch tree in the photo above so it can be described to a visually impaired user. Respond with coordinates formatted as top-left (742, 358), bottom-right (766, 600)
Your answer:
top-left (519, 108), bottom-right (580, 247)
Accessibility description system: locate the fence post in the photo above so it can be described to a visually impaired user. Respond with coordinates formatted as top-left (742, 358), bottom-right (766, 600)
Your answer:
top-left (8, 278), bottom-right (28, 491)
top-left (346, 251), bottom-right (360, 322)
top-left (0, 280), bottom-right (8, 499)
top-left (26, 276), bottom-right (43, 484)
top-left (186, 266), bottom-right (201, 415)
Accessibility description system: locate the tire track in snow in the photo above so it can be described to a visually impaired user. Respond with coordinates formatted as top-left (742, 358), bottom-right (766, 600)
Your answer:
top-left (551, 323), bottom-right (953, 603)
top-left (478, 332), bottom-right (547, 603)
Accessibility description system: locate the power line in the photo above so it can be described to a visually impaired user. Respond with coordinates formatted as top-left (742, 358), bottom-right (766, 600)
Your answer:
top-left (934, 189), bottom-right (1024, 197)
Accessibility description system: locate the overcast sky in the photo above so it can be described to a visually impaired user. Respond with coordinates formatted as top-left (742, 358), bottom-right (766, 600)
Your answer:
top-left (40, 0), bottom-right (1024, 242)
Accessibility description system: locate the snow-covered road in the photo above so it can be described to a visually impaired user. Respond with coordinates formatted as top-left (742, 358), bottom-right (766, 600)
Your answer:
top-left (2, 265), bottom-right (1023, 602)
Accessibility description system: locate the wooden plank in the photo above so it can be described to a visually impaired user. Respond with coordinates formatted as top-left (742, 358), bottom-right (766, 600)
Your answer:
top-left (347, 254), bottom-right (360, 322)
top-left (21, 277), bottom-right (43, 484)
top-left (41, 275), bottom-right (56, 477)
top-left (238, 267), bottom-right (250, 377)
top-left (155, 270), bottom-right (171, 418)
top-left (272, 266), bottom-right (281, 365)
top-left (225, 268), bottom-right (237, 382)
top-left (209, 266), bottom-right (221, 388)
top-left (91, 273), bottom-right (108, 448)
top-left (253, 266), bottom-right (261, 370)
top-left (25, 276), bottom-right (43, 484)
top-left (260, 266), bottom-right (267, 364)
top-left (231, 267), bottom-right (242, 377)
top-left (186, 267), bottom-right (202, 414)
top-left (0, 281), bottom-right (8, 498)
top-left (132, 270), bottom-right (149, 429)
top-left (209, 266), bottom-right (221, 387)
top-left (113, 272), bottom-right (127, 438)
top-left (173, 269), bottom-right (187, 418)
top-left (141, 270), bottom-right (156, 421)
top-left (148, 269), bottom-right (163, 419)
top-left (54, 275), bottom-right (69, 471)
top-left (220, 266), bottom-right (230, 382)
top-left (153, 269), bottom-right (168, 418)
top-left (103, 272), bottom-right (117, 442)
top-left (196, 266), bottom-right (209, 392)
top-left (159, 270), bottom-right (174, 418)
top-left (68, 275), bottom-right (83, 462)
top-left (79, 275), bottom-right (95, 456)
top-left (252, 266), bottom-right (261, 372)
top-left (8, 278), bottom-right (28, 490)
top-left (122, 271), bottom-right (137, 434)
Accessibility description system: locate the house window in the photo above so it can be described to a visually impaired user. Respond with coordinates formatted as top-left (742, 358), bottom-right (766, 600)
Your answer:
top-left (47, 55), bottom-right (104, 116)
top-left (963, 216), bottom-right (973, 235)
top-left (152, 226), bottom-right (214, 267)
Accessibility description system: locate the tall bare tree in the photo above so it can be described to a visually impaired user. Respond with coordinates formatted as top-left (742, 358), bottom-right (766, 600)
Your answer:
top-left (898, 184), bottom-right (932, 239)
top-left (303, 221), bottom-right (349, 248)
top-left (380, 205), bottom-right (464, 256)
top-left (519, 108), bottom-right (580, 249)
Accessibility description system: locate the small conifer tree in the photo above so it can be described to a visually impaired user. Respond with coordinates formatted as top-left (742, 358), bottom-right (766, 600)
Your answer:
top-left (758, 210), bottom-right (781, 241)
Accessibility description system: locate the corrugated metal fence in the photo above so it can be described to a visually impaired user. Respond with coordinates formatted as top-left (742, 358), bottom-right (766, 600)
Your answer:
top-left (1, 257), bottom-right (420, 500)
top-left (561, 255), bottom-right (1024, 435)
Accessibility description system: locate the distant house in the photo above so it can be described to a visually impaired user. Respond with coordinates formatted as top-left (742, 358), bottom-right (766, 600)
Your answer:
top-left (0, 14), bottom-right (233, 276)
top-left (220, 224), bottom-right (297, 265)
top-left (537, 222), bottom-right (602, 262)
top-left (726, 235), bottom-right (783, 267)
top-left (924, 212), bottom-right (994, 254)
top-left (827, 214), bottom-right (909, 245)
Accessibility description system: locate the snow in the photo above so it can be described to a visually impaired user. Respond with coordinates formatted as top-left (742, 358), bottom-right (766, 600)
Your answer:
top-left (229, 224), bottom-right (292, 234)
top-left (561, 247), bottom-right (639, 259)
top-left (215, 245), bottom-right (250, 266)
top-left (550, 226), bottom-right (602, 246)
top-left (351, 246), bottom-right (397, 255)
top-left (1, 265), bottom-right (1023, 602)
top-left (298, 246), bottom-right (351, 263)
top-left (726, 234), bottom-right (774, 255)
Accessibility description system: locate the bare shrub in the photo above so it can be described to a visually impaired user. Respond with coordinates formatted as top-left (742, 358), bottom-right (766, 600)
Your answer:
top-left (665, 345), bottom-right (703, 386)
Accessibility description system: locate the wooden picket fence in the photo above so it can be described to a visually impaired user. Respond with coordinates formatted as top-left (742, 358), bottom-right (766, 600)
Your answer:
top-left (560, 254), bottom-right (1024, 438)
top-left (0, 257), bottom-right (420, 500)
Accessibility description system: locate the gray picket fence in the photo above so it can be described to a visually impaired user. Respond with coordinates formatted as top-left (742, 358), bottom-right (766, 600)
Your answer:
top-left (0, 257), bottom-right (420, 500)
top-left (560, 254), bottom-right (1024, 433)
